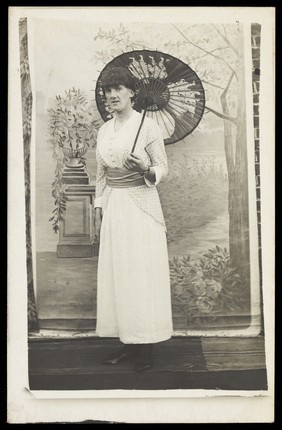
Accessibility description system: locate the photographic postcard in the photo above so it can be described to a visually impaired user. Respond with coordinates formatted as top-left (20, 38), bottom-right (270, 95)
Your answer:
top-left (8, 6), bottom-right (275, 423)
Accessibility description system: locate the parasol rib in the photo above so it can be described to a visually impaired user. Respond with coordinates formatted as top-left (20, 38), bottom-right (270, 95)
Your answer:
top-left (169, 92), bottom-right (205, 102)
top-left (168, 80), bottom-right (204, 92)
top-left (96, 49), bottom-right (205, 145)
top-left (167, 97), bottom-right (195, 114)
top-left (158, 109), bottom-right (174, 141)
top-left (122, 57), bottom-right (144, 80)
top-left (169, 99), bottom-right (203, 116)
top-left (166, 67), bottom-right (199, 85)
top-left (162, 108), bottom-right (188, 140)
top-left (138, 57), bottom-right (149, 80)
top-left (144, 55), bottom-right (152, 78)
top-left (164, 106), bottom-right (192, 141)
top-left (148, 66), bottom-right (163, 96)
top-left (166, 56), bottom-right (186, 81)
top-left (167, 100), bottom-right (198, 128)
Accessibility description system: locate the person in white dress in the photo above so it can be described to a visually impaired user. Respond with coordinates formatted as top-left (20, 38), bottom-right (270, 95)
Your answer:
top-left (94, 67), bottom-right (173, 372)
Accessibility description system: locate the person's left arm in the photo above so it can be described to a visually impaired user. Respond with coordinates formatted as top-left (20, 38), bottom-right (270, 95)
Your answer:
top-left (142, 125), bottom-right (168, 186)
top-left (123, 123), bottom-right (168, 186)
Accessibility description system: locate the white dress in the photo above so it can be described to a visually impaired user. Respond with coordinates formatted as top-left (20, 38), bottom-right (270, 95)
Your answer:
top-left (94, 110), bottom-right (173, 344)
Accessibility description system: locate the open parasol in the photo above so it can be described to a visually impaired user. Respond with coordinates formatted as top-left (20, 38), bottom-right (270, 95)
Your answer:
top-left (95, 50), bottom-right (205, 150)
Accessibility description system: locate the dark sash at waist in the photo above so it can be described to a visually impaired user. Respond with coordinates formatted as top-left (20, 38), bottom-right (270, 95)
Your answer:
top-left (106, 167), bottom-right (146, 188)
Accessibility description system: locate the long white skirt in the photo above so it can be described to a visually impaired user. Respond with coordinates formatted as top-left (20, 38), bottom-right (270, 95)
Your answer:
top-left (96, 188), bottom-right (173, 344)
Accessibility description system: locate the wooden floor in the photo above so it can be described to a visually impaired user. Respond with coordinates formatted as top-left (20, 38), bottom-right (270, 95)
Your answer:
top-left (29, 336), bottom-right (267, 391)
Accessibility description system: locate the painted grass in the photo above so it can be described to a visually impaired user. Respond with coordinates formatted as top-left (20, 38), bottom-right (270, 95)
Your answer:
top-left (158, 154), bottom-right (228, 243)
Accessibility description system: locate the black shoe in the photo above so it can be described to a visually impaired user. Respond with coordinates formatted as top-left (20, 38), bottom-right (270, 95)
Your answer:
top-left (103, 345), bottom-right (137, 365)
top-left (134, 344), bottom-right (153, 372)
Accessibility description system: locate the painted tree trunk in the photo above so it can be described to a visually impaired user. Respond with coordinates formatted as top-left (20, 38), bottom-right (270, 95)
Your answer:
top-left (222, 26), bottom-right (249, 268)
top-left (19, 18), bottom-right (39, 333)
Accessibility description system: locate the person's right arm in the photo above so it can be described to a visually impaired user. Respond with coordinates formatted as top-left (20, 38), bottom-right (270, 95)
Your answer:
top-left (94, 131), bottom-right (107, 242)
top-left (94, 207), bottom-right (102, 242)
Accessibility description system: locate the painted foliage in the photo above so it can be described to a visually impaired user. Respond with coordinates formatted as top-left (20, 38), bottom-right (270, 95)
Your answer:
top-left (23, 19), bottom-right (261, 332)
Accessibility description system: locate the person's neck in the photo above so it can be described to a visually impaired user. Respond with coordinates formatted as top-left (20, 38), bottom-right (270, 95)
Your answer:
top-left (114, 105), bottom-right (134, 123)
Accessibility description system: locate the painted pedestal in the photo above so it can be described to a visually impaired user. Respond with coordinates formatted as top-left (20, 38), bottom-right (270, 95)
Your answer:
top-left (57, 183), bottom-right (99, 258)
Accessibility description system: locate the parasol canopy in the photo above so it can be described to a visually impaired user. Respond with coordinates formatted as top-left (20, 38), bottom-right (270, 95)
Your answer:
top-left (95, 50), bottom-right (205, 146)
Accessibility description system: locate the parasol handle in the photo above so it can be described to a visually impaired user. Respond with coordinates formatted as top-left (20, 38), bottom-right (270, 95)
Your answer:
top-left (131, 108), bottom-right (148, 154)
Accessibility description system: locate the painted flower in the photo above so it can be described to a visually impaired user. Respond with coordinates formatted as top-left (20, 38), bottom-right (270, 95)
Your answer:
top-left (173, 285), bottom-right (183, 296)
top-left (195, 269), bottom-right (204, 278)
top-left (191, 263), bottom-right (204, 278)
top-left (205, 280), bottom-right (223, 299)
top-left (196, 296), bottom-right (215, 314)
top-left (191, 277), bottom-right (206, 296)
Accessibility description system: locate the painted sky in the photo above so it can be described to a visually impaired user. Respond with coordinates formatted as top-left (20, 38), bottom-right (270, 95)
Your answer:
top-left (31, 18), bottom-right (230, 137)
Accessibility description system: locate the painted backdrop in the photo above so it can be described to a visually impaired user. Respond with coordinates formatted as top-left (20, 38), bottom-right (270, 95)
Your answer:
top-left (30, 18), bottom-right (261, 333)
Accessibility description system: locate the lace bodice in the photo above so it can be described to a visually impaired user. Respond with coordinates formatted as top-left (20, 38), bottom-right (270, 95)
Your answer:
top-left (94, 110), bottom-right (168, 229)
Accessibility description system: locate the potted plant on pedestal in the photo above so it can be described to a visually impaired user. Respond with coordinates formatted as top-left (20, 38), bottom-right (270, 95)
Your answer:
top-left (47, 88), bottom-right (100, 233)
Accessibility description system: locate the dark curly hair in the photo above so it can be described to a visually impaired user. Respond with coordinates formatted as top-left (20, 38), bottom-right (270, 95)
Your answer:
top-left (99, 66), bottom-right (137, 96)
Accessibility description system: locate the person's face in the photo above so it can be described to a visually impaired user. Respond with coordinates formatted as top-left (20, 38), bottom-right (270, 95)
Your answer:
top-left (104, 85), bottom-right (134, 112)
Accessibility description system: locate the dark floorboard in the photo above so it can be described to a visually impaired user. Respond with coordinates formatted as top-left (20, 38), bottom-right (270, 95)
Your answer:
top-left (29, 369), bottom-right (268, 391)
top-left (28, 337), bottom-right (268, 391)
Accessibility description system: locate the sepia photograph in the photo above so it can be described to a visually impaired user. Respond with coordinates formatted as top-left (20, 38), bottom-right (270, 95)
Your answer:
top-left (8, 6), bottom-right (275, 424)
